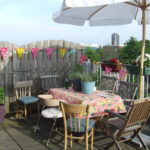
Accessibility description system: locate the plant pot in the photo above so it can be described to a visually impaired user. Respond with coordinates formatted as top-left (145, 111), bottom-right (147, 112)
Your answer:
top-left (72, 79), bottom-right (82, 91)
top-left (0, 105), bottom-right (5, 124)
top-left (102, 63), bottom-right (122, 72)
top-left (126, 65), bottom-right (150, 75)
top-left (81, 81), bottom-right (95, 94)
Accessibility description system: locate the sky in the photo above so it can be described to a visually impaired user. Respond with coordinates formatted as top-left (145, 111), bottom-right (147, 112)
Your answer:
top-left (0, 0), bottom-right (150, 46)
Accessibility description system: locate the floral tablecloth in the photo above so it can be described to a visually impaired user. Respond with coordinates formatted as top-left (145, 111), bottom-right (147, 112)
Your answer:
top-left (48, 88), bottom-right (126, 118)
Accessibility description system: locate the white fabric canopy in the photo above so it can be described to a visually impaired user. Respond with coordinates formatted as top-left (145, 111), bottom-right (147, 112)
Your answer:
top-left (52, 0), bottom-right (150, 98)
top-left (53, 0), bottom-right (150, 26)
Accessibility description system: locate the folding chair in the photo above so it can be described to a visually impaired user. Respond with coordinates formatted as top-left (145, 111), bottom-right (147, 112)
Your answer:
top-left (103, 98), bottom-right (150, 150)
top-left (34, 94), bottom-right (65, 146)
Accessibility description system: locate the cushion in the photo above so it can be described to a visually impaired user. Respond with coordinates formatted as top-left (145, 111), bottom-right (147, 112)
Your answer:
top-left (18, 96), bottom-right (38, 104)
top-left (66, 118), bottom-right (95, 132)
top-left (41, 108), bottom-right (62, 118)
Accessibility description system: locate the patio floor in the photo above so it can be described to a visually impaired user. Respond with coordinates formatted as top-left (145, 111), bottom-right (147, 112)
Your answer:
top-left (0, 113), bottom-right (150, 150)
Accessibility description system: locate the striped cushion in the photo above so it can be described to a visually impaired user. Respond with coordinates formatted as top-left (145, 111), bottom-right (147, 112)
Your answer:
top-left (18, 96), bottom-right (38, 104)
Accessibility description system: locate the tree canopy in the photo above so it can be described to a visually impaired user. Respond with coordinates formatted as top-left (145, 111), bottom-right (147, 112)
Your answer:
top-left (85, 46), bottom-right (103, 62)
top-left (119, 37), bottom-right (150, 64)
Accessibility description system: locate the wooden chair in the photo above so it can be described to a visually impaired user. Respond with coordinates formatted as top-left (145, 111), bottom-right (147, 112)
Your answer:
top-left (103, 98), bottom-right (150, 150)
top-left (34, 94), bottom-right (65, 146)
top-left (98, 76), bottom-right (117, 93)
top-left (60, 102), bottom-right (95, 150)
top-left (40, 75), bottom-right (63, 93)
top-left (14, 80), bottom-right (38, 120)
top-left (116, 81), bottom-right (138, 105)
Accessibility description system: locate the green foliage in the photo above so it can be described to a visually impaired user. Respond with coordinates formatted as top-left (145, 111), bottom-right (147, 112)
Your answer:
top-left (69, 63), bottom-right (84, 80)
top-left (69, 72), bottom-right (82, 80)
top-left (0, 87), bottom-right (5, 105)
top-left (70, 63), bottom-right (84, 73)
top-left (85, 46), bottom-right (103, 62)
top-left (80, 72), bottom-right (97, 82)
top-left (119, 37), bottom-right (150, 64)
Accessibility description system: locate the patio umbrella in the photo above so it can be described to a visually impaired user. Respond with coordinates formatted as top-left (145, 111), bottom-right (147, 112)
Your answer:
top-left (52, 0), bottom-right (150, 98)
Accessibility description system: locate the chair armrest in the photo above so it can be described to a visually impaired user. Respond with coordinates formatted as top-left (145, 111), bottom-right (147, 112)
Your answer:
top-left (123, 99), bottom-right (134, 106)
top-left (105, 110), bottom-right (127, 121)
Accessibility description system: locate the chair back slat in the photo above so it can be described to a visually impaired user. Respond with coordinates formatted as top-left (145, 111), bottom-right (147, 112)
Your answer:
top-left (14, 80), bottom-right (33, 98)
top-left (117, 81), bottom-right (138, 99)
top-left (38, 94), bottom-right (65, 107)
top-left (126, 98), bottom-right (150, 127)
top-left (98, 76), bottom-right (117, 92)
top-left (60, 102), bottom-right (91, 133)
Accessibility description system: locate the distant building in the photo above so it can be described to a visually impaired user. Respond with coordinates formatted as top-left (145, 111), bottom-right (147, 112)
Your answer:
top-left (112, 33), bottom-right (119, 46)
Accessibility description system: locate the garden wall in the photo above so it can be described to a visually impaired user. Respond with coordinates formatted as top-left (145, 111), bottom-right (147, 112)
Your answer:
top-left (0, 40), bottom-right (84, 113)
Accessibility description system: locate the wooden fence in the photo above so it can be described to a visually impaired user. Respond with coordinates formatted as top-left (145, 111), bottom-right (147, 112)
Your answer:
top-left (0, 40), bottom-right (84, 113)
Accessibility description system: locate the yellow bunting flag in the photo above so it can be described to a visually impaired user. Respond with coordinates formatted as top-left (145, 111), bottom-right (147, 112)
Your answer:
top-left (60, 48), bottom-right (66, 58)
top-left (16, 48), bottom-right (24, 60)
top-left (93, 61), bottom-right (99, 65)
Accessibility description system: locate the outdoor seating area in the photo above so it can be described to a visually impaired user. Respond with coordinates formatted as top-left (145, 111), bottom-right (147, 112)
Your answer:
top-left (1, 72), bottom-right (150, 150)
top-left (1, 0), bottom-right (150, 149)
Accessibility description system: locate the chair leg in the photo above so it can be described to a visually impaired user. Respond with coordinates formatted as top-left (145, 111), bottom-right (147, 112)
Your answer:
top-left (46, 118), bottom-right (57, 146)
top-left (70, 133), bottom-right (72, 148)
top-left (85, 131), bottom-right (88, 150)
top-left (64, 130), bottom-right (67, 150)
top-left (16, 100), bottom-right (19, 118)
top-left (24, 104), bottom-right (27, 120)
top-left (137, 134), bottom-right (149, 150)
top-left (34, 115), bottom-right (41, 133)
top-left (91, 128), bottom-right (94, 150)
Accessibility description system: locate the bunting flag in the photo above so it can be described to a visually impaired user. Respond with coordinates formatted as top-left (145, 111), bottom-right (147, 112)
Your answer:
top-left (0, 48), bottom-right (8, 60)
top-left (67, 49), bottom-right (76, 56)
top-left (93, 61), bottom-right (99, 65)
top-left (80, 54), bottom-right (86, 64)
top-left (104, 65), bottom-right (112, 75)
top-left (46, 48), bottom-right (53, 59)
top-left (60, 48), bottom-right (66, 58)
top-left (31, 48), bottom-right (39, 60)
top-left (16, 48), bottom-right (24, 60)
top-left (119, 69), bottom-right (127, 80)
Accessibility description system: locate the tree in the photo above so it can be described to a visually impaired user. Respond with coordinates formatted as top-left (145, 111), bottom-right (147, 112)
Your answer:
top-left (85, 46), bottom-right (103, 62)
top-left (119, 37), bottom-right (150, 64)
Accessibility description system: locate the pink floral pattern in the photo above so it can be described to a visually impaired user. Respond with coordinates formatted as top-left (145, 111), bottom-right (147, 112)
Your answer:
top-left (49, 88), bottom-right (126, 118)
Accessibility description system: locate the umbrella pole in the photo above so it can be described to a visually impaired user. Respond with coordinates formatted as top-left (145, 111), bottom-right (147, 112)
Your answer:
top-left (139, 7), bottom-right (146, 98)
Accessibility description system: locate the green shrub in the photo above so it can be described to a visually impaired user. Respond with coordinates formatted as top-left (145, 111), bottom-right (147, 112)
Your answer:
top-left (80, 72), bottom-right (97, 82)
top-left (0, 87), bottom-right (5, 105)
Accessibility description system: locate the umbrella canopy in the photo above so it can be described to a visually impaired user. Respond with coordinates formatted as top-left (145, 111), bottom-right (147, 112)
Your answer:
top-left (52, 0), bottom-right (150, 98)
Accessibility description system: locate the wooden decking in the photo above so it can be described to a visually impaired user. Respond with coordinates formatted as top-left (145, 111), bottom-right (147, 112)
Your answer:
top-left (1, 114), bottom-right (150, 150)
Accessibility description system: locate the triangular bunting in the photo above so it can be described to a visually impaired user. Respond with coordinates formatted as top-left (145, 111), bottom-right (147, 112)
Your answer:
top-left (67, 49), bottom-right (76, 56)
top-left (16, 48), bottom-right (24, 60)
top-left (0, 48), bottom-right (8, 60)
top-left (80, 54), bottom-right (86, 64)
top-left (46, 48), bottom-right (53, 59)
top-left (31, 48), bottom-right (39, 60)
top-left (60, 48), bottom-right (66, 58)
top-left (104, 65), bottom-right (112, 75)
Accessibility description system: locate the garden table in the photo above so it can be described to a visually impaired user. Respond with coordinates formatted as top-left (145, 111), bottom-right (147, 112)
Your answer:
top-left (48, 88), bottom-right (126, 118)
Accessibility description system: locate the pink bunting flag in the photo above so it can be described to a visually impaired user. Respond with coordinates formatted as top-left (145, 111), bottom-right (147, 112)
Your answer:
top-left (104, 65), bottom-right (112, 75)
top-left (119, 69), bottom-right (127, 80)
top-left (46, 48), bottom-right (53, 59)
top-left (0, 48), bottom-right (8, 60)
top-left (31, 48), bottom-right (39, 60)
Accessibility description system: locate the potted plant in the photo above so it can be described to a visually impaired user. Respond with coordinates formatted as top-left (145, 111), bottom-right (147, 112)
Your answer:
top-left (126, 53), bottom-right (150, 75)
top-left (69, 63), bottom-right (84, 91)
top-left (80, 72), bottom-right (97, 94)
top-left (0, 87), bottom-right (5, 123)
top-left (101, 58), bottom-right (122, 72)
top-left (69, 72), bottom-right (82, 91)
